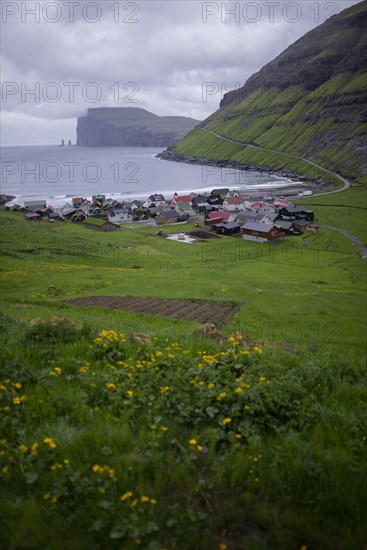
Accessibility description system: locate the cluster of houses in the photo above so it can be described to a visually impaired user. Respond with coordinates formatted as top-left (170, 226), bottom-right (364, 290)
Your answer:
top-left (7, 188), bottom-right (316, 242)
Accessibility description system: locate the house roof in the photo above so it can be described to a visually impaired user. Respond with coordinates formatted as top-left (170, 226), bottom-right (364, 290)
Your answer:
top-left (275, 220), bottom-right (293, 230)
top-left (109, 208), bottom-right (131, 216)
top-left (214, 222), bottom-right (241, 230)
top-left (211, 188), bottom-right (229, 195)
top-left (206, 211), bottom-right (231, 219)
top-left (243, 222), bottom-right (274, 233)
top-left (225, 196), bottom-right (244, 204)
top-left (159, 210), bottom-right (179, 219)
top-left (25, 212), bottom-right (41, 218)
top-left (250, 201), bottom-right (271, 209)
top-left (149, 194), bottom-right (165, 201)
top-left (286, 206), bottom-right (313, 213)
top-left (174, 195), bottom-right (192, 203)
top-left (256, 211), bottom-right (278, 222)
top-left (273, 200), bottom-right (291, 207)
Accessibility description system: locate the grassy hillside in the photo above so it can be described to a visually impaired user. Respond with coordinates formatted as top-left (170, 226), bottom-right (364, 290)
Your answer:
top-left (0, 206), bottom-right (366, 355)
top-left (174, 1), bottom-right (367, 184)
top-left (0, 207), bottom-right (366, 548)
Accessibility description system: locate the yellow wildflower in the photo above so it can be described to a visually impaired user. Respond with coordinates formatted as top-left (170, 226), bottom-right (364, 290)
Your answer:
top-left (120, 491), bottom-right (133, 501)
top-left (140, 495), bottom-right (149, 502)
top-left (51, 463), bottom-right (63, 471)
top-left (189, 439), bottom-right (197, 446)
top-left (223, 418), bottom-right (232, 425)
top-left (19, 444), bottom-right (28, 453)
top-left (43, 437), bottom-right (57, 449)
top-left (216, 392), bottom-right (227, 401)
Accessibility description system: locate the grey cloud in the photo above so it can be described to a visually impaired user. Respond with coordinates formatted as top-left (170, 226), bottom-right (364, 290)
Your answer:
top-left (0, 0), bottom-right (362, 144)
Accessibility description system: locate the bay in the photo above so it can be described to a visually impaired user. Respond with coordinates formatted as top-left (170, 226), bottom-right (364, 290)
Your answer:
top-left (0, 145), bottom-right (304, 205)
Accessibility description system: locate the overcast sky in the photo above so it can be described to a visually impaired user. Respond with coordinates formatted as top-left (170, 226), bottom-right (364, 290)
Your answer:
top-left (0, 0), bottom-right (362, 145)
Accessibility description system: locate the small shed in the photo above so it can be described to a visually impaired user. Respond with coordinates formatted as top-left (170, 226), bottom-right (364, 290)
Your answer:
top-left (83, 218), bottom-right (120, 232)
top-left (25, 212), bottom-right (41, 221)
top-left (292, 219), bottom-right (317, 233)
top-left (212, 222), bottom-right (241, 236)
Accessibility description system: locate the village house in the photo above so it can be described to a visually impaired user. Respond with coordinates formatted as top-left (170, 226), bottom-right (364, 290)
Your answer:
top-left (222, 196), bottom-right (244, 212)
top-left (247, 200), bottom-right (276, 213)
top-left (242, 221), bottom-right (285, 243)
top-left (212, 222), bottom-right (242, 236)
top-left (235, 212), bottom-right (257, 225)
top-left (59, 202), bottom-right (77, 218)
top-left (279, 205), bottom-right (315, 221)
top-left (72, 197), bottom-right (85, 209)
top-left (192, 200), bottom-right (213, 214)
top-left (292, 219), bottom-right (317, 233)
top-left (255, 211), bottom-right (279, 224)
top-left (107, 208), bottom-right (133, 224)
top-left (210, 188), bottom-right (230, 202)
top-left (24, 200), bottom-right (47, 211)
top-left (191, 195), bottom-right (213, 213)
top-left (273, 199), bottom-right (293, 209)
top-left (204, 211), bottom-right (234, 225)
top-left (25, 212), bottom-right (41, 222)
top-left (144, 194), bottom-right (167, 209)
top-left (156, 209), bottom-right (186, 225)
top-left (171, 194), bottom-right (193, 208)
top-left (274, 220), bottom-right (302, 235)
top-left (176, 201), bottom-right (194, 215)
top-left (92, 194), bottom-right (106, 203)
top-left (70, 211), bottom-right (87, 223)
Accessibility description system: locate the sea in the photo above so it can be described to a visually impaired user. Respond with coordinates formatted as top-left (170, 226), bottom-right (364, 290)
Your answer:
top-left (0, 145), bottom-right (306, 207)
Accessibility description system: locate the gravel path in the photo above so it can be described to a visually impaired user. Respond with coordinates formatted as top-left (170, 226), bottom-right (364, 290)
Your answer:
top-left (318, 226), bottom-right (367, 257)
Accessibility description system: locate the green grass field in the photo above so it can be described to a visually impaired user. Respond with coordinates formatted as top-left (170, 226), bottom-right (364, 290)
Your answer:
top-left (1, 199), bottom-right (366, 549)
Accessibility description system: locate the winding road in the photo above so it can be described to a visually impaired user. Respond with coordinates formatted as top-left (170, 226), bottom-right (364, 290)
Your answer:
top-left (199, 128), bottom-right (350, 195)
top-left (199, 128), bottom-right (367, 256)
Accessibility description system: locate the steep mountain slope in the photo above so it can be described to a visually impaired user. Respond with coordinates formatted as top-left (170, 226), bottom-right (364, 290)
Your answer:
top-left (168, 1), bottom-right (367, 184)
top-left (77, 108), bottom-right (200, 147)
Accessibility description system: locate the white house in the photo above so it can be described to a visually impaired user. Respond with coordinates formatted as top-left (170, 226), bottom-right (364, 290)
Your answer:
top-left (108, 208), bottom-right (133, 224)
top-left (222, 196), bottom-right (244, 212)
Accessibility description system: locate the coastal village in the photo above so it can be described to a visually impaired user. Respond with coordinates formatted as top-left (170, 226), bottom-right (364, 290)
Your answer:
top-left (5, 188), bottom-right (316, 243)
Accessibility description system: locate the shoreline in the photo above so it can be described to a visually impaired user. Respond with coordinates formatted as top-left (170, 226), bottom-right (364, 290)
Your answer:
top-left (156, 148), bottom-right (333, 195)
